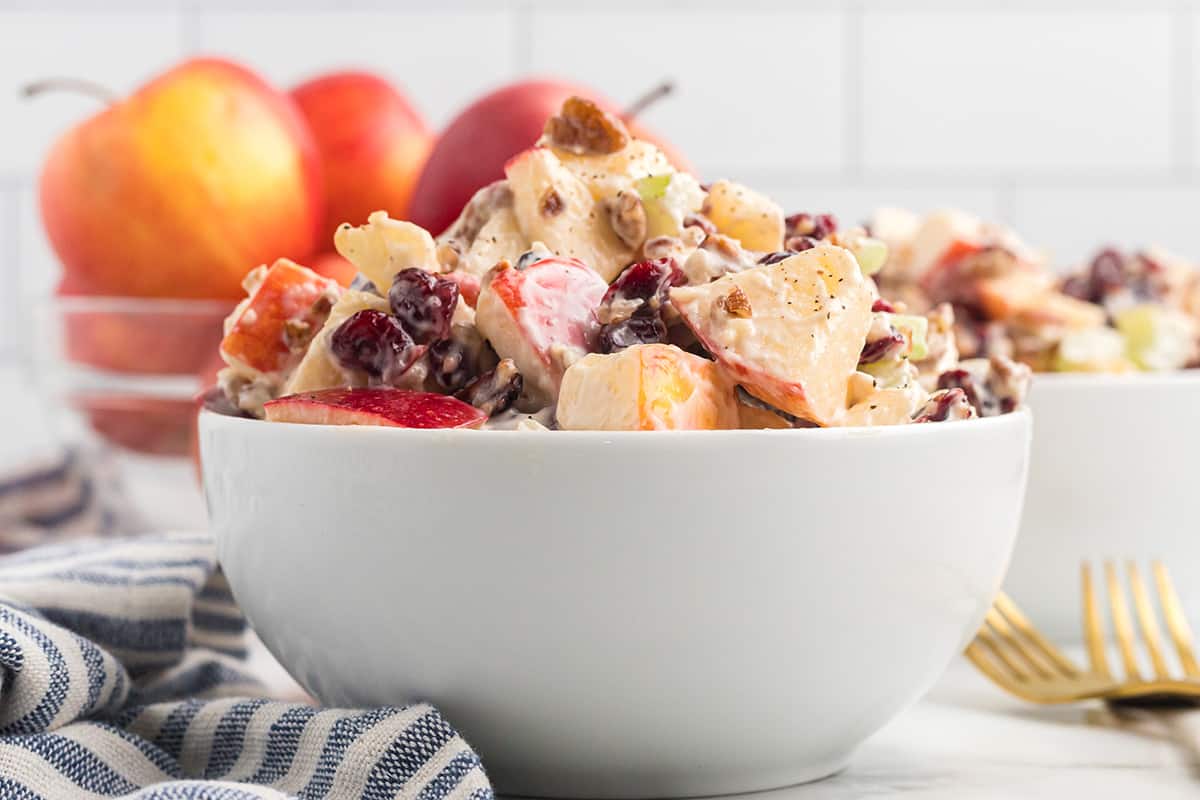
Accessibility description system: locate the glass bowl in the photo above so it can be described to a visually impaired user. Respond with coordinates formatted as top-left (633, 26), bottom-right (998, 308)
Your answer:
top-left (33, 295), bottom-right (233, 534)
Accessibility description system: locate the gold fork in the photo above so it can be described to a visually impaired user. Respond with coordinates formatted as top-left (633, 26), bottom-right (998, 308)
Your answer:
top-left (966, 561), bottom-right (1200, 704)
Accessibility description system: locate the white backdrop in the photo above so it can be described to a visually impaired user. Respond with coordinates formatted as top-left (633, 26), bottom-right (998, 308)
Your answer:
top-left (2, 0), bottom-right (1197, 367)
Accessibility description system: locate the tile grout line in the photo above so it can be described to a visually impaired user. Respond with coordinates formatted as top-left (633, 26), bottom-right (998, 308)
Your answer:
top-left (178, 0), bottom-right (203, 54)
top-left (1, 189), bottom-right (22, 363)
top-left (842, 0), bottom-right (864, 180)
top-left (511, 2), bottom-right (533, 76)
top-left (994, 178), bottom-right (1017, 225)
top-left (1171, 0), bottom-right (1194, 178)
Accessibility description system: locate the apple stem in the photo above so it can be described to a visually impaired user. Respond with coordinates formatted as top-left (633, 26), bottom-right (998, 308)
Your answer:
top-left (21, 78), bottom-right (119, 106)
top-left (622, 81), bottom-right (675, 121)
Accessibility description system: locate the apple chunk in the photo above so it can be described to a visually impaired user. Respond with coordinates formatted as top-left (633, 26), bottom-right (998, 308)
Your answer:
top-left (265, 388), bottom-right (486, 428)
top-left (333, 210), bottom-right (439, 290)
top-left (670, 245), bottom-right (873, 426)
top-left (558, 344), bottom-right (738, 431)
top-left (977, 272), bottom-right (1105, 330)
top-left (219, 258), bottom-right (341, 376)
top-left (282, 289), bottom-right (391, 394)
top-left (475, 256), bottom-right (607, 406)
top-left (702, 180), bottom-right (784, 253)
top-left (504, 147), bottom-right (632, 281)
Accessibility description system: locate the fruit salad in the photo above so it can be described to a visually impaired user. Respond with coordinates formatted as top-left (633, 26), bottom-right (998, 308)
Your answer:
top-left (213, 98), bottom-right (1029, 431)
top-left (871, 208), bottom-right (1200, 373)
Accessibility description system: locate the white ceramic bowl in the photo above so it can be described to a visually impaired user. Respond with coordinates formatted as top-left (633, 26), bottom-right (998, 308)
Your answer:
top-left (1005, 371), bottom-right (1200, 639)
top-left (200, 409), bottom-right (1031, 798)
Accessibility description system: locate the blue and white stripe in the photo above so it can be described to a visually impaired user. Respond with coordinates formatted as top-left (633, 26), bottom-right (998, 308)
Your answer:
top-left (0, 534), bottom-right (493, 800)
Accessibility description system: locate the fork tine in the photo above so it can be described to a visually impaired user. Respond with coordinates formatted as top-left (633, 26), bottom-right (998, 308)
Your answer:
top-left (975, 617), bottom-right (1033, 681)
top-left (994, 592), bottom-right (1079, 677)
top-left (984, 607), bottom-right (1054, 678)
top-left (965, 640), bottom-right (1025, 693)
top-left (1082, 563), bottom-right (1111, 678)
top-left (1127, 562), bottom-right (1170, 679)
top-left (1105, 560), bottom-right (1142, 681)
top-left (1154, 562), bottom-right (1200, 677)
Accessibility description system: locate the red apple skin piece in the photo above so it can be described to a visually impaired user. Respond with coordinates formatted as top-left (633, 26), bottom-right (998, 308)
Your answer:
top-left (220, 259), bottom-right (339, 375)
top-left (918, 238), bottom-right (983, 297)
top-left (475, 257), bottom-right (608, 405)
top-left (442, 270), bottom-right (481, 308)
top-left (291, 71), bottom-right (432, 242)
top-left (407, 79), bottom-right (691, 236)
top-left (264, 388), bottom-right (487, 429)
top-left (39, 57), bottom-right (324, 299)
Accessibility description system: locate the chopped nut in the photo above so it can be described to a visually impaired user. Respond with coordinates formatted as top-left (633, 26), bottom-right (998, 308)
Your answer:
top-left (436, 242), bottom-right (461, 271)
top-left (282, 319), bottom-right (312, 350)
top-left (683, 213), bottom-right (717, 235)
top-left (543, 96), bottom-right (629, 155)
top-left (604, 190), bottom-right (647, 250)
top-left (438, 180), bottom-right (514, 249)
top-left (717, 286), bottom-right (753, 318)
top-left (539, 188), bottom-right (565, 217)
top-left (456, 358), bottom-right (523, 416)
top-left (643, 235), bottom-right (679, 260)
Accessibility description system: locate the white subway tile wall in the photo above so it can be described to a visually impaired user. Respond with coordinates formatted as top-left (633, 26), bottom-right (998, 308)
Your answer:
top-left (2, 0), bottom-right (1198, 364)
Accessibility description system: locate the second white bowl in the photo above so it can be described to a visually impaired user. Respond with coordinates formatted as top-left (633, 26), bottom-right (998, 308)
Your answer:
top-left (1004, 371), bottom-right (1200, 638)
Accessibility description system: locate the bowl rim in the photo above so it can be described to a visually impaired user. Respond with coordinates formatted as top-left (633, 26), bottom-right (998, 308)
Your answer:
top-left (1031, 368), bottom-right (1200, 388)
top-left (199, 405), bottom-right (1031, 441)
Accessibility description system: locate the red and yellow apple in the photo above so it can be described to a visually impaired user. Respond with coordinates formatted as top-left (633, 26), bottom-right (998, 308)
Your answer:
top-left (291, 71), bottom-right (431, 243)
top-left (39, 57), bottom-right (323, 299)
top-left (306, 251), bottom-right (358, 287)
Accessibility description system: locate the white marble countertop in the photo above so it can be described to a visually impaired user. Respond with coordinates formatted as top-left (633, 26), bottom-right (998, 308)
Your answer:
top-left (251, 635), bottom-right (1198, 799)
top-left (778, 657), bottom-right (1199, 799)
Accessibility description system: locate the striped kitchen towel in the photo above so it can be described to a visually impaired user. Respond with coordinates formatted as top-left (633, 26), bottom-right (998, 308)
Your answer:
top-left (0, 533), bottom-right (493, 800)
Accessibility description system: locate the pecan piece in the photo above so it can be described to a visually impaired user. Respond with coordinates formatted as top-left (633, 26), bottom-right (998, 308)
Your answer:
top-left (603, 190), bottom-right (647, 250)
top-left (282, 319), bottom-right (313, 350)
top-left (717, 286), bottom-right (752, 318)
top-left (456, 358), bottom-right (523, 417)
top-left (539, 188), bottom-right (564, 217)
top-left (543, 96), bottom-right (629, 155)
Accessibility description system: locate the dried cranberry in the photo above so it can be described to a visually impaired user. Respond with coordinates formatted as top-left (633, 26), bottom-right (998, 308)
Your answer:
top-left (871, 298), bottom-right (896, 313)
top-left (428, 338), bottom-right (474, 393)
top-left (599, 313), bottom-right (668, 353)
top-left (330, 310), bottom-right (419, 380)
top-left (456, 359), bottom-right (522, 416)
top-left (388, 268), bottom-right (459, 345)
top-left (784, 235), bottom-right (819, 252)
top-left (859, 328), bottom-right (906, 365)
top-left (936, 368), bottom-right (1001, 417)
top-left (784, 212), bottom-right (837, 241)
top-left (603, 258), bottom-right (684, 308)
top-left (1064, 248), bottom-right (1167, 307)
top-left (1090, 248), bottom-right (1126, 294)
top-left (913, 388), bottom-right (970, 423)
top-left (515, 249), bottom-right (546, 270)
top-left (758, 251), bottom-right (793, 266)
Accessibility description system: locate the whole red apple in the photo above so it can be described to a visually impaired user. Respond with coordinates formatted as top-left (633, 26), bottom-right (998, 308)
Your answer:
top-left (306, 250), bottom-right (358, 287)
top-left (291, 71), bottom-right (431, 243)
top-left (408, 79), bottom-right (691, 237)
top-left (38, 57), bottom-right (323, 299)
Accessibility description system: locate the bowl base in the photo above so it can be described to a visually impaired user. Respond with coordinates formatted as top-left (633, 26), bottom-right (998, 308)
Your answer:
top-left (492, 753), bottom-right (853, 800)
